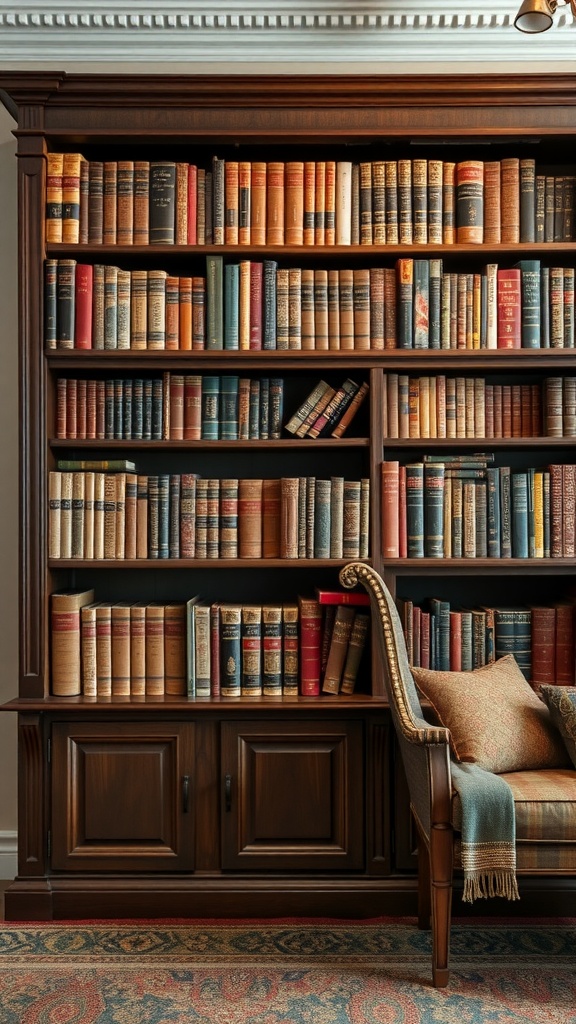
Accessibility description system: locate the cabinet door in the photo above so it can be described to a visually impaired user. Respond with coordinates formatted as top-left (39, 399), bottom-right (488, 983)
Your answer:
top-left (51, 721), bottom-right (195, 872)
top-left (221, 719), bottom-right (364, 871)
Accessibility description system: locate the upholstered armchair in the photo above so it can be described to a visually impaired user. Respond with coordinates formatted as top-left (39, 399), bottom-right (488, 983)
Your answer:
top-left (339, 561), bottom-right (576, 988)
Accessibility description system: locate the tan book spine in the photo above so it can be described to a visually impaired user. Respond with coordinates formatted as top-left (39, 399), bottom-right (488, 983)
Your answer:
top-left (324, 159), bottom-right (336, 246)
top-left (111, 603), bottom-right (131, 696)
top-left (483, 161), bottom-right (502, 245)
top-left (266, 161), bottom-right (285, 245)
top-left (49, 470), bottom-right (62, 560)
top-left (96, 603), bottom-right (112, 698)
top-left (501, 157), bottom-right (520, 244)
top-left (314, 160), bottom-right (325, 246)
top-left (322, 605), bottom-right (356, 694)
top-left (335, 161), bottom-right (352, 245)
top-left (115, 473), bottom-right (126, 559)
top-left (147, 269), bottom-right (167, 350)
top-left (196, 167), bottom-right (206, 244)
top-left (343, 479), bottom-right (361, 558)
top-left (81, 603), bottom-right (98, 698)
top-left (339, 268), bottom-right (354, 350)
top-left (71, 472), bottom-right (85, 559)
top-left (62, 152), bottom-right (87, 244)
top-left (419, 377), bottom-right (431, 439)
top-left (130, 604), bottom-right (146, 696)
top-left (103, 473), bottom-right (117, 559)
top-left (145, 603), bottom-right (165, 696)
top-left (327, 269), bottom-right (340, 350)
top-left (465, 378), bottom-right (475, 438)
top-left (295, 385), bottom-right (336, 438)
top-left (250, 161), bottom-right (266, 246)
top-left (398, 158), bottom-right (413, 245)
top-left (280, 477), bottom-right (299, 559)
top-left (412, 158), bottom-right (428, 245)
top-left (129, 269), bottom-right (148, 350)
top-left (353, 268), bottom-right (370, 350)
top-left (285, 160), bottom-right (304, 245)
top-left (103, 160), bottom-right (117, 244)
top-left (303, 160), bottom-right (315, 246)
top-left (164, 602), bottom-right (186, 696)
top-left (51, 588), bottom-right (95, 696)
top-left (238, 478), bottom-right (263, 558)
top-left (262, 478), bottom-right (281, 558)
top-left (372, 159), bottom-right (386, 245)
top-left (116, 159), bottom-right (135, 245)
top-left (175, 161), bottom-right (189, 245)
top-left (93, 472), bottom-right (105, 559)
top-left (409, 379), bottom-right (420, 438)
top-left (60, 471), bottom-right (73, 559)
top-left (46, 151), bottom-right (64, 243)
top-left (165, 275), bottom-right (180, 351)
top-left (133, 159), bottom-right (150, 244)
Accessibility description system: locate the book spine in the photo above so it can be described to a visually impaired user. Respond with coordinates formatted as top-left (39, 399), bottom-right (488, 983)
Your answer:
top-left (298, 597), bottom-right (322, 695)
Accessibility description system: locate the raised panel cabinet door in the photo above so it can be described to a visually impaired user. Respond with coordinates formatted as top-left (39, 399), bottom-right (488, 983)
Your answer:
top-left (221, 719), bottom-right (364, 870)
top-left (50, 721), bottom-right (195, 872)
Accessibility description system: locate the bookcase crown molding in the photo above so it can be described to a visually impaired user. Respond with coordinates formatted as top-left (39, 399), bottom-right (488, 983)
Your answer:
top-left (0, 1), bottom-right (575, 63)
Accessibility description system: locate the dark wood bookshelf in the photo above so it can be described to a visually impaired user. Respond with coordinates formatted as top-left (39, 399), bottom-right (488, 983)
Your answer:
top-left (2, 71), bottom-right (576, 921)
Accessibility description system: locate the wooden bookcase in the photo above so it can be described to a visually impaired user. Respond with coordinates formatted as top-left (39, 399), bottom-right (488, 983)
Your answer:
top-left (1, 72), bottom-right (576, 920)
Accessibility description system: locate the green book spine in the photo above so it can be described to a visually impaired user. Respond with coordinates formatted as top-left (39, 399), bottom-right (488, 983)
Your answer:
top-left (516, 259), bottom-right (541, 349)
top-left (248, 379), bottom-right (260, 439)
top-left (487, 466), bottom-right (501, 557)
top-left (406, 463), bottom-right (424, 558)
top-left (424, 463), bottom-right (444, 558)
top-left (269, 377), bottom-right (284, 439)
top-left (460, 610), bottom-right (473, 671)
top-left (511, 471), bottom-right (529, 558)
top-left (206, 254), bottom-right (224, 349)
top-left (259, 377), bottom-right (270, 440)
top-left (224, 263), bottom-right (240, 350)
top-left (519, 158), bottom-right (536, 243)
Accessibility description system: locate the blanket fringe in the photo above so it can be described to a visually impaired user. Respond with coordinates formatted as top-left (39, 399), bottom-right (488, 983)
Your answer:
top-left (462, 871), bottom-right (520, 904)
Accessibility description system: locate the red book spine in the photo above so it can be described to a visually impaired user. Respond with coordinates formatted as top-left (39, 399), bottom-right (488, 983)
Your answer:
top-left (74, 264), bottom-right (93, 349)
top-left (56, 378), bottom-right (67, 438)
top-left (555, 604), bottom-right (575, 685)
top-left (184, 375), bottom-right (202, 441)
top-left (398, 464), bottom-right (407, 558)
top-left (381, 460), bottom-right (400, 558)
top-left (249, 261), bottom-right (263, 350)
top-left (169, 374), bottom-right (184, 441)
top-left (76, 379), bottom-right (87, 439)
top-left (66, 378), bottom-right (77, 439)
top-left (497, 268), bottom-right (521, 349)
top-left (315, 590), bottom-right (370, 606)
top-left (86, 379), bottom-right (97, 439)
top-left (530, 606), bottom-right (556, 689)
top-left (96, 380), bottom-right (106, 440)
top-left (298, 597), bottom-right (322, 696)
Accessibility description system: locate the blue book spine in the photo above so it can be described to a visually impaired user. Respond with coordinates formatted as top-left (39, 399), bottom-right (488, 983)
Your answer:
top-left (511, 471), bottom-right (529, 558)
top-left (123, 378), bottom-right (133, 440)
top-left (224, 262), bottom-right (240, 350)
top-left (143, 380), bottom-right (153, 440)
top-left (313, 479), bottom-right (332, 559)
top-left (201, 376), bottom-right (220, 440)
top-left (151, 378), bottom-right (163, 440)
top-left (158, 474), bottom-right (170, 559)
top-left (269, 378), bottom-right (284, 439)
top-left (248, 379), bottom-right (260, 439)
top-left (263, 260), bottom-right (278, 350)
top-left (220, 375), bottom-right (239, 440)
top-left (486, 466), bottom-right (501, 557)
top-left (424, 463), bottom-right (444, 557)
top-left (406, 463), bottom-right (424, 558)
top-left (220, 605), bottom-right (242, 697)
top-left (540, 266), bottom-right (550, 348)
top-left (516, 259), bottom-right (541, 348)
top-left (132, 379), bottom-right (143, 440)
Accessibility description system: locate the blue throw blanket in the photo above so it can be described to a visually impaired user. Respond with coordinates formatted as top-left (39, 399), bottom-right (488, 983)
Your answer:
top-left (450, 761), bottom-right (520, 903)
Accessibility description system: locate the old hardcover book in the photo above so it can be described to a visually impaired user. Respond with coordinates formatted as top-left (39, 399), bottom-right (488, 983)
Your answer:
top-left (164, 602), bottom-right (186, 697)
top-left (340, 612), bottom-right (370, 695)
top-left (238, 478), bottom-right (263, 558)
top-left (219, 604), bottom-right (242, 697)
top-left (46, 152), bottom-right (64, 243)
top-left (267, 161), bottom-right (285, 246)
top-left (281, 604), bottom-right (299, 696)
top-left (501, 157), bottom-right (520, 244)
top-left (80, 603), bottom-right (98, 698)
top-left (145, 603), bottom-right (165, 696)
top-left (298, 595), bottom-right (322, 696)
top-left (133, 159), bottom-right (150, 245)
top-left (111, 603), bottom-right (131, 697)
top-left (103, 160), bottom-right (117, 244)
top-left (224, 159), bottom-right (239, 245)
top-left (116, 159), bottom-right (134, 245)
top-left (95, 603), bottom-right (112, 697)
top-left (149, 160), bottom-right (176, 243)
top-left (241, 605), bottom-right (263, 696)
top-left (51, 589), bottom-right (95, 696)
top-left (62, 152), bottom-right (87, 244)
top-left (456, 160), bottom-right (484, 243)
top-left (322, 604), bottom-right (356, 694)
top-left (130, 603), bottom-right (146, 696)
top-left (497, 268), bottom-right (521, 349)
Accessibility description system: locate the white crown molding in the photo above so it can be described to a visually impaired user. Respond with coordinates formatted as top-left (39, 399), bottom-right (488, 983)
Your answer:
top-left (0, 2), bottom-right (575, 64)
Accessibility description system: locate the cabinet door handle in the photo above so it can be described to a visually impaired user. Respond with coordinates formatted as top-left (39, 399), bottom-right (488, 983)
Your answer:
top-left (224, 773), bottom-right (232, 812)
top-left (182, 775), bottom-right (190, 814)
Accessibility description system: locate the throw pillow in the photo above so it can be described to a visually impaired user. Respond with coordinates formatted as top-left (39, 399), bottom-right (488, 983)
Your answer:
top-left (539, 686), bottom-right (576, 769)
top-left (412, 655), bottom-right (569, 775)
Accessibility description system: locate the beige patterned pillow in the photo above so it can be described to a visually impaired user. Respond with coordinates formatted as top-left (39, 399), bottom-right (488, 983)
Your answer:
top-left (412, 655), bottom-right (569, 775)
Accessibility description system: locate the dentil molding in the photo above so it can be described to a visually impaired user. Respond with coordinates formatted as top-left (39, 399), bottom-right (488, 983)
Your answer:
top-left (0, 1), bottom-right (575, 64)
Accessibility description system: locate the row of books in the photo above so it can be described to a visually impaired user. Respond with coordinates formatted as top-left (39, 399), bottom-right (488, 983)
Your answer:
top-left (45, 152), bottom-right (574, 248)
top-left (45, 256), bottom-right (576, 353)
top-left (284, 379), bottom-right (368, 439)
top-left (383, 374), bottom-right (576, 440)
top-left (398, 595), bottom-right (576, 690)
top-left (48, 470), bottom-right (370, 561)
top-left (51, 587), bottom-right (371, 699)
top-left (56, 374), bottom-right (284, 442)
top-left (381, 457), bottom-right (576, 559)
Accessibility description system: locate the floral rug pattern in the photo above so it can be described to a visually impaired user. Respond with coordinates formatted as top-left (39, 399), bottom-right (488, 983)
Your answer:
top-left (0, 920), bottom-right (574, 1023)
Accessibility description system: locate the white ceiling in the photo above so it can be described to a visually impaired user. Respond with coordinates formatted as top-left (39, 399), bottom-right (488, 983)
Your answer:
top-left (0, 1), bottom-right (575, 68)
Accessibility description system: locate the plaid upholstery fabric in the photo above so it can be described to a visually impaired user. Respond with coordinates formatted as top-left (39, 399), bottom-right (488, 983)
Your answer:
top-left (453, 766), bottom-right (576, 873)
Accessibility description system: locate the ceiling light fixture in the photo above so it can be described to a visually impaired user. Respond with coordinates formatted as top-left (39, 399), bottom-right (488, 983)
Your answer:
top-left (514, 0), bottom-right (576, 33)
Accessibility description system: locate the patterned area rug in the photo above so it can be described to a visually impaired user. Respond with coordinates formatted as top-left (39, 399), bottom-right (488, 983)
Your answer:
top-left (0, 918), bottom-right (575, 1023)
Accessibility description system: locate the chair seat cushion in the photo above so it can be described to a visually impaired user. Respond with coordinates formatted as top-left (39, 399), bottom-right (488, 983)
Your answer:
top-left (453, 767), bottom-right (576, 872)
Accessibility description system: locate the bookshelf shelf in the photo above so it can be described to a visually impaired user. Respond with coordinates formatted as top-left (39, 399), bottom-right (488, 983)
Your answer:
top-left (3, 70), bottom-right (576, 920)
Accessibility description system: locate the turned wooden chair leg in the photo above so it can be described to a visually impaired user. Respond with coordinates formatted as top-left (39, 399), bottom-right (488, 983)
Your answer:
top-left (417, 830), bottom-right (431, 930)
top-left (429, 821), bottom-right (453, 988)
